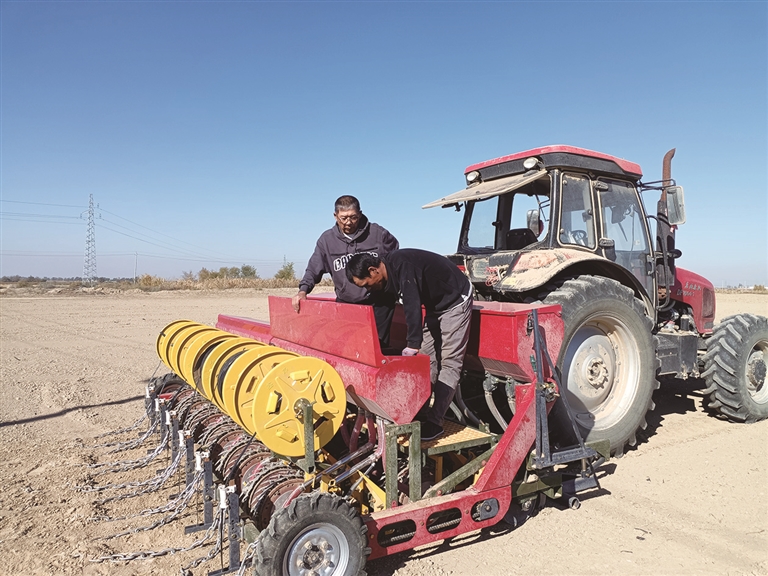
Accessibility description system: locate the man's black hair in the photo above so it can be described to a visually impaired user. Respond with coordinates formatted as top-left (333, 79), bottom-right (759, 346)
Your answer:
top-left (346, 253), bottom-right (381, 282)
top-left (335, 195), bottom-right (361, 213)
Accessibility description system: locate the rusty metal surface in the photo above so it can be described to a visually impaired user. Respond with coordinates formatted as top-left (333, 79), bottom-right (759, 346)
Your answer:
top-left (472, 247), bottom-right (601, 293)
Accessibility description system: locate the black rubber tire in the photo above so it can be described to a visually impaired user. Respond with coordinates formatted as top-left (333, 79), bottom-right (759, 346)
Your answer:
top-left (537, 275), bottom-right (659, 456)
top-left (253, 492), bottom-right (369, 576)
top-left (702, 314), bottom-right (768, 423)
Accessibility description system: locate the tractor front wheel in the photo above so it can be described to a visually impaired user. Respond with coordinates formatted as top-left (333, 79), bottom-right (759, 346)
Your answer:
top-left (703, 314), bottom-right (768, 423)
top-left (539, 276), bottom-right (659, 456)
top-left (253, 492), bottom-right (369, 576)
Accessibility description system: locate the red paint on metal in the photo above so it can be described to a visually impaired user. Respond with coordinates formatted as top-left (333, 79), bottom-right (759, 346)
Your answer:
top-left (365, 486), bottom-right (511, 560)
top-left (467, 302), bottom-right (564, 382)
top-left (473, 383), bottom-right (536, 492)
top-left (670, 267), bottom-right (716, 334)
top-left (217, 297), bottom-right (564, 423)
top-left (217, 298), bottom-right (432, 424)
top-left (464, 145), bottom-right (643, 179)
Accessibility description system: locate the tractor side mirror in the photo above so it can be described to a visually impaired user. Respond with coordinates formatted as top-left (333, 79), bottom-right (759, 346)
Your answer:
top-left (666, 186), bottom-right (686, 225)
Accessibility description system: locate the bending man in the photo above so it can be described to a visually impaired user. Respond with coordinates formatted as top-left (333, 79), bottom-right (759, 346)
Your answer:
top-left (292, 195), bottom-right (399, 348)
top-left (346, 249), bottom-right (473, 441)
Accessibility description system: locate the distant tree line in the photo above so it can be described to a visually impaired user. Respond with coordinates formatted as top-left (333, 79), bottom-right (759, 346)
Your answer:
top-left (182, 261), bottom-right (296, 282)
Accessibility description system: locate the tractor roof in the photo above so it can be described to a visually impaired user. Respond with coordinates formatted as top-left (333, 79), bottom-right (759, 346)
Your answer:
top-left (465, 145), bottom-right (643, 181)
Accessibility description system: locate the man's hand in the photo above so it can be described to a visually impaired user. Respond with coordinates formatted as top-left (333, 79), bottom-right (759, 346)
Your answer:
top-left (402, 347), bottom-right (419, 356)
top-left (292, 291), bottom-right (307, 313)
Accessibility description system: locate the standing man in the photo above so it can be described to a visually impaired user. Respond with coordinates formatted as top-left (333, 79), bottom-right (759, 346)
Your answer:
top-left (346, 249), bottom-right (473, 441)
top-left (292, 195), bottom-right (399, 348)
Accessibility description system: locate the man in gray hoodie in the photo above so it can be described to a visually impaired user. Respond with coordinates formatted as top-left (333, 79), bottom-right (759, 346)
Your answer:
top-left (292, 195), bottom-right (399, 348)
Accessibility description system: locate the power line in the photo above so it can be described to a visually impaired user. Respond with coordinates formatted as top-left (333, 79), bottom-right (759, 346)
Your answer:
top-left (0, 211), bottom-right (81, 219)
top-left (0, 199), bottom-right (87, 208)
top-left (98, 206), bottom-right (236, 260)
top-left (0, 217), bottom-right (85, 225)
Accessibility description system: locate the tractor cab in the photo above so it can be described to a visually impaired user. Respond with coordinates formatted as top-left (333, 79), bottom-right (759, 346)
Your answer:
top-left (424, 145), bottom-right (663, 307)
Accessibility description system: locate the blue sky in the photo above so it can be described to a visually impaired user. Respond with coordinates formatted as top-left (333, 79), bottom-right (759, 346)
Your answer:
top-left (1, 1), bottom-right (766, 287)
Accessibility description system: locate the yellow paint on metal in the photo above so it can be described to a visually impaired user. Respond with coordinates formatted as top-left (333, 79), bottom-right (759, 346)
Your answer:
top-left (252, 356), bottom-right (346, 457)
top-left (199, 337), bottom-right (265, 409)
top-left (157, 320), bottom-right (348, 458)
top-left (156, 320), bottom-right (200, 371)
top-left (178, 331), bottom-right (236, 391)
top-left (167, 324), bottom-right (218, 376)
top-left (220, 346), bottom-right (298, 431)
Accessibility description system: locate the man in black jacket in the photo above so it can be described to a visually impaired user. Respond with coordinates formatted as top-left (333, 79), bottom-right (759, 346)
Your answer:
top-left (346, 249), bottom-right (473, 440)
top-left (292, 195), bottom-right (399, 347)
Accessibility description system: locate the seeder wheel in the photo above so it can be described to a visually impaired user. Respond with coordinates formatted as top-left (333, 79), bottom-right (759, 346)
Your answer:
top-left (253, 492), bottom-right (369, 576)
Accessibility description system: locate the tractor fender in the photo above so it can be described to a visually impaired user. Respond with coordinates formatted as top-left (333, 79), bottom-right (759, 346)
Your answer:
top-left (469, 248), bottom-right (654, 317)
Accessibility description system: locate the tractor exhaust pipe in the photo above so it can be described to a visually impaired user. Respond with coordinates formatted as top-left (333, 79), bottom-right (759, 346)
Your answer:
top-left (657, 148), bottom-right (677, 310)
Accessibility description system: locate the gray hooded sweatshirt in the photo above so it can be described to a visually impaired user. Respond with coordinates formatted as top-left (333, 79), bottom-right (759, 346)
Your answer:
top-left (298, 214), bottom-right (399, 303)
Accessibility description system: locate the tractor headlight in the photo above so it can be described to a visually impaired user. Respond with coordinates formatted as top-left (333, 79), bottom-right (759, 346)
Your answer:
top-left (466, 171), bottom-right (480, 184)
top-left (523, 157), bottom-right (540, 170)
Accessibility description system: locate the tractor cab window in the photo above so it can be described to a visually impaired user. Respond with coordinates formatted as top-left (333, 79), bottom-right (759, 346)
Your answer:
top-left (465, 190), bottom-right (550, 252)
top-left (559, 174), bottom-right (596, 248)
top-left (598, 179), bottom-right (653, 293)
top-left (465, 197), bottom-right (497, 250)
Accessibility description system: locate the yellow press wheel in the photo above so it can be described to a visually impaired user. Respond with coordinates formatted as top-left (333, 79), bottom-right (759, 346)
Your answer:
top-left (178, 330), bottom-right (236, 391)
top-left (220, 346), bottom-right (299, 431)
top-left (252, 356), bottom-right (347, 457)
top-left (156, 320), bottom-right (200, 371)
top-left (200, 337), bottom-right (267, 410)
top-left (167, 324), bottom-right (219, 377)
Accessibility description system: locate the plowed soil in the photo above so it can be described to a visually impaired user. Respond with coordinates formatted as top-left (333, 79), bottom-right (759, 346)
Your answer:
top-left (1, 288), bottom-right (766, 576)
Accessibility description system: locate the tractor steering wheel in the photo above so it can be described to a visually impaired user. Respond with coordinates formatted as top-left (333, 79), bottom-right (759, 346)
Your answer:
top-left (570, 230), bottom-right (589, 246)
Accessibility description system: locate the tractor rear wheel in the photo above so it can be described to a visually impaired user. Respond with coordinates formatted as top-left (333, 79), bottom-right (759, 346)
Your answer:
top-left (253, 492), bottom-right (369, 576)
top-left (703, 314), bottom-right (768, 423)
top-left (538, 276), bottom-right (659, 456)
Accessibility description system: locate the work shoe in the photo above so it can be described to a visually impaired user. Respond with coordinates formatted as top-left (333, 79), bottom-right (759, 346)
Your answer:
top-left (420, 421), bottom-right (444, 442)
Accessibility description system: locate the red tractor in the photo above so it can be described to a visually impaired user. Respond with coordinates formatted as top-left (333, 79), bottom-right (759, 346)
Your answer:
top-left (424, 145), bottom-right (768, 456)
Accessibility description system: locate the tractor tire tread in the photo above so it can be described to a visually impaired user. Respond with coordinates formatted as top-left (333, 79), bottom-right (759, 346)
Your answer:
top-left (703, 313), bottom-right (768, 423)
top-left (538, 275), bottom-right (658, 457)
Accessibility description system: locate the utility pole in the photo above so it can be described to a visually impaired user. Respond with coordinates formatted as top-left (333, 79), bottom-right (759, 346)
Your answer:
top-left (82, 194), bottom-right (97, 284)
top-left (134, 252), bottom-right (138, 284)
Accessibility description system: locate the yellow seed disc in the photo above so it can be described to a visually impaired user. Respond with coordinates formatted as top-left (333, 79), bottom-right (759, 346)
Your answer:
top-left (221, 347), bottom-right (299, 431)
top-left (252, 356), bottom-right (346, 457)
top-left (156, 320), bottom-right (202, 372)
top-left (178, 330), bottom-right (235, 390)
top-left (200, 337), bottom-right (265, 409)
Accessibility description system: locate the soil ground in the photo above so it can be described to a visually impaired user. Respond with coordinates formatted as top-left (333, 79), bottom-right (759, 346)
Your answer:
top-left (1, 288), bottom-right (766, 576)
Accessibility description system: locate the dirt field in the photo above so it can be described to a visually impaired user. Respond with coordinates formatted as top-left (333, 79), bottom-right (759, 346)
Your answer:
top-left (1, 288), bottom-right (766, 576)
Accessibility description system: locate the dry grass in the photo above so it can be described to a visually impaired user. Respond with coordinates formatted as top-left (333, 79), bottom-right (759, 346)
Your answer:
top-left (0, 276), bottom-right (334, 295)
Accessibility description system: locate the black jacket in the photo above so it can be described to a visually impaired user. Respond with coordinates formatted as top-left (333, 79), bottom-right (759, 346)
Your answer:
top-left (382, 249), bottom-right (472, 349)
top-left (298, 215), bottom-right (399, 303)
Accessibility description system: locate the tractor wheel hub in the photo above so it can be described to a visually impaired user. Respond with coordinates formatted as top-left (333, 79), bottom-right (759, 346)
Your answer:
top-left (746, 350), bottom-right (766, 393)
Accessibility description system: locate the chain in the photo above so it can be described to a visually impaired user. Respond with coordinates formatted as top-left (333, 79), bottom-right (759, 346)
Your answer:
top-left (89, 468), bottom-right (204, 524)
top-left (99, 467), bottom-right (202, 540)
top-left (178, 510), bottom-right (226, 574)
top-left (92, 362), bottom-right (163, 442)
top-left (94, 416), bottom-right (158, 451)
top-left (89, 505), bottom-right (224, 564)
top-left (235, 540), bottom-right (259, 576)
top-left (86, 429), bottom-right (168, 475)
top-left (95, 440), bottom-right (185, 504)
top-left (93, 412), bottom-right (148, 443)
